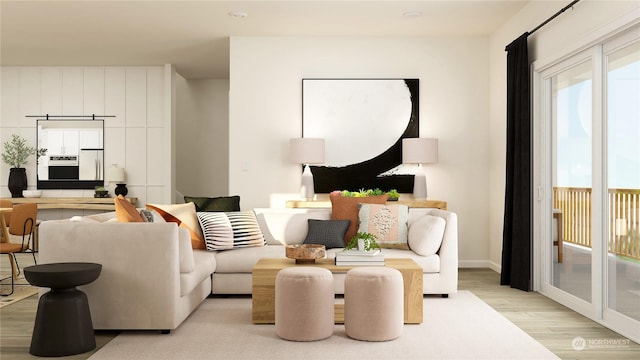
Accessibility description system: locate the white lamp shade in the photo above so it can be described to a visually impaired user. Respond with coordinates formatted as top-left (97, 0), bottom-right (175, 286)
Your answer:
top-left (289, 138), bottom-right (325, 164)
top-left (402, 138), bottom-right (438, 164)
top-left (107, 165), bottom-right (126, 183)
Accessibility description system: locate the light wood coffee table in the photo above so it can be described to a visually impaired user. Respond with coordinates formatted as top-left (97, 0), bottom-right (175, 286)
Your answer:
top-left (252, 257), bottom-right (423, 324)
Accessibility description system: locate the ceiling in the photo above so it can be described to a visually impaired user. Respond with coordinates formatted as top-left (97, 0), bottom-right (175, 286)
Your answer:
top-left (1, 1), bottom-right (529, 79)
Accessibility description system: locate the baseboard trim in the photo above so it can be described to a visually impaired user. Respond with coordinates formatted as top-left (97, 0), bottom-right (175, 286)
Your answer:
top-left (459, 260), bottom-right (501, 273)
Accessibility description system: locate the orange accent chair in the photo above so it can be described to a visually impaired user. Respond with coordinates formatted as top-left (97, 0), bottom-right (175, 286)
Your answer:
top-left (1, 203), bottom-right (38, 296)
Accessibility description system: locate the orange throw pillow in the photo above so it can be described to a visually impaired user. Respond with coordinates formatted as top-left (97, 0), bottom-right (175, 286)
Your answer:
top-left (114, 195), bottom-right (144, 222)
top-left (329, 192), bottom-right (387, 244)
top-left (146, 202), bottom-right (205, 249)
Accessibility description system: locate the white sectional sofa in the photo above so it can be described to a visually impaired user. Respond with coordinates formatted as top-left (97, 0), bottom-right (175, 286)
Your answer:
top-left (38, 207), bottom-right (457, 332)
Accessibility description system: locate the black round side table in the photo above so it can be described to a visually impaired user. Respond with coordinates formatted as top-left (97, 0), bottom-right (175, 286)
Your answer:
top-left (24, 262), bottom-right (102, 357)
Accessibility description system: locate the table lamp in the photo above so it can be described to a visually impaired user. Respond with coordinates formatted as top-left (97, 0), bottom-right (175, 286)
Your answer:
top-left (289, 138), bottom-right (325, 200)
top-left (402, 138), bottom-right (438, 201)
top-left (107, 164), bottom-right (127, 197)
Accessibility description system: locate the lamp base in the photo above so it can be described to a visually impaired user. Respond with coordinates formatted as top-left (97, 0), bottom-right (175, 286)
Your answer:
top-left (114, 183), bottom-right (128, 197)
top-left (301, 165), bottom-right (315, 200)
top-left (413, 172), bottom-right (427, 201)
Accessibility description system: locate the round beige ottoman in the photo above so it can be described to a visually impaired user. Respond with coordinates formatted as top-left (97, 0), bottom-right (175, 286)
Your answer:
top-left (345, 267), bottom-right (404, 341)
top-left (275, 267), bottom-right (334, 341)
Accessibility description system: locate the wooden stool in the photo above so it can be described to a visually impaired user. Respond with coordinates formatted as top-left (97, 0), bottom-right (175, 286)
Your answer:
top-left (275, 267), bottom-right (334, 341)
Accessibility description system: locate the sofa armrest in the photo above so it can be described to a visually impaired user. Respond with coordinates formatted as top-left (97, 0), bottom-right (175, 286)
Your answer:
top-left (407, 208), bottom-right (458, 294)
top-left (429, 209), bottom-right (458, 293)
top-left (38, 221), bottom-right (183, 330)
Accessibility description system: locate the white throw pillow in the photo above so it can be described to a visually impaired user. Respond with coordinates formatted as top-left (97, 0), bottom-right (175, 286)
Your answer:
top-left (408, 215), bottom-right (446, 256)
top-left (197, 211), bottom-right (265, 251)
top-left (253, 209), bottom-right (331, 245)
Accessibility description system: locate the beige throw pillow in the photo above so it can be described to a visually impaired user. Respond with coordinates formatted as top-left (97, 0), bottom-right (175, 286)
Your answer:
top-left (146, 202), bottom-right (205, 249)
top-left (408, 215), bottom-right (446, 256)
top-left (358, 204), bottom-right (409, 249)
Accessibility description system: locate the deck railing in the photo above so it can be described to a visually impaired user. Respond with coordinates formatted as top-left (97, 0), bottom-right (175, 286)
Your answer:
top-left (553, 187), bottom-right (640, 260)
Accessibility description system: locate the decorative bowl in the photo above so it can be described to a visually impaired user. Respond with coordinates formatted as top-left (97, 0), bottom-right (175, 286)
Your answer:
top-left (285, 244), bottom-right (326, 264)
top-left (22, 190), bottom-right (42, 198)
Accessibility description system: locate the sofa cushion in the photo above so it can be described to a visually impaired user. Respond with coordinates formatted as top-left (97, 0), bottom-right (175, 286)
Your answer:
top-left (329, 192), bottom-right (387, 244)
top-left (372, 248), bottom-right (440, 273)
top-left (147, 202), bottom-right (205, 250)
top-left (358, 204), bottom-right (409, 249)
top-left (214, 245), bottom-right (285, 273)
top-left (408, 215), bottom-right (446, 256)
top-left (325, 247), bottom-right (440, 273)
top-left (83, 211), bottom-right (117, 222)
top-left (180, 250), bottom-right (217, 296)
top-left (303, 219), bottom-right (350, 249)
top-left (115, 195), bottom-right (144, 222)
top-left (70, 216), bottom-right (100, 223)
top-left (253, 209), bottom-right (331, 245)
top-left (184, 195), bottom-right (240, 212)
top-left (197, 211), bottom-right (265, 250)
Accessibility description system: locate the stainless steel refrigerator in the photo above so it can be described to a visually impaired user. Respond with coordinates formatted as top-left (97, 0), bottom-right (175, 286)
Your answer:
top-left (79, 148), bottom-right (104, 181)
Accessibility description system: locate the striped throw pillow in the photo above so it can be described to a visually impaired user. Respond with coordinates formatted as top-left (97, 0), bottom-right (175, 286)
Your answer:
top-left (197, 211), bottom-right (265, 251)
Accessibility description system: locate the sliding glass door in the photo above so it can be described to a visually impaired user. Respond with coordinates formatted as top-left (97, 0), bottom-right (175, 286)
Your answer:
top-left (550, 59), bottom-right (593, 303)
top-left (535, 27), bottom-right (640, 343)
top-left (605, 39), bottom-right (640, 326)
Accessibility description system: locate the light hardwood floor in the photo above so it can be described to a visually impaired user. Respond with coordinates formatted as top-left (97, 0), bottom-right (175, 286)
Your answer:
top-left (1, 267), bottom-right (638, 359)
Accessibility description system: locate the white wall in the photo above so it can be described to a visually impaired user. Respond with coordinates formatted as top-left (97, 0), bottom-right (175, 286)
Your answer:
top-left (488, 1), bottom-right (640, 270)
top-left (0, 65), bottom-right (174, 217)
top-left (175, 76), bottom-right (229, 200)
top-left (229, 36), bottom-right (490, 265)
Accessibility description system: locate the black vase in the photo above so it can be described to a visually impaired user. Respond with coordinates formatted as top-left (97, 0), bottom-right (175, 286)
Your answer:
top-left (114, 183), bottom-right (128, 197)
top-left (8, 167), bottom-right (27, 198)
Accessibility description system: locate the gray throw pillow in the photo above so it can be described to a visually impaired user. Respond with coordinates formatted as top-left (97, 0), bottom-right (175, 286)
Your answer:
top-left (303, 219), bottom-right (351, 249)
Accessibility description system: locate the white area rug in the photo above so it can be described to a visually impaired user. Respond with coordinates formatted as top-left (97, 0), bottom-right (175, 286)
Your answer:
top-left (89, 291), bottom-right (558, 360)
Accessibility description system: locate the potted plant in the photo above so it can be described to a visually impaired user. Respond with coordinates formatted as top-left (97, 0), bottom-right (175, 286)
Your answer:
top-left (337, 188), bottom-right (386, 198)
top-left (344, 232), bottom-right (381, 252)
top-left (1, 134), bottom-right (45, 198)
top-left (94, 186), bottom-right (109, 198)
top-left (386, 189), bottom-right (400, 201)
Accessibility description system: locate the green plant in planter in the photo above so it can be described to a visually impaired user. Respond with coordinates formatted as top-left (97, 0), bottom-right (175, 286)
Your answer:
top-left (337, 188), bottom-right (386, 197)
top-left (368, 188), bottom-right (385, 196)
top-left (1, 134), bottom-right (45, 168)
top-left (94, 186), bottom-right (109, 198)
top-left (340, 190), bottom-right (354, 197)
top-left (344, 232), bottom-right (381, 252)
top-left (386, 189), bottom-right (400, 200)
top-left (353, 189), bottom-right (368, 197)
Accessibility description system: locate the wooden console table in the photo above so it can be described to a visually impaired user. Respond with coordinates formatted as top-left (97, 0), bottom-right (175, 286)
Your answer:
top-left (6, 197), bottom-right (137, 211)
top-left (286, 199), bottom-right (447, 210)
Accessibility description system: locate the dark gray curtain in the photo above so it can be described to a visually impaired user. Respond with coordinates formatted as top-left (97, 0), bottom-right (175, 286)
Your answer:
top-left (501, 33), bottom-right (531, 291)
